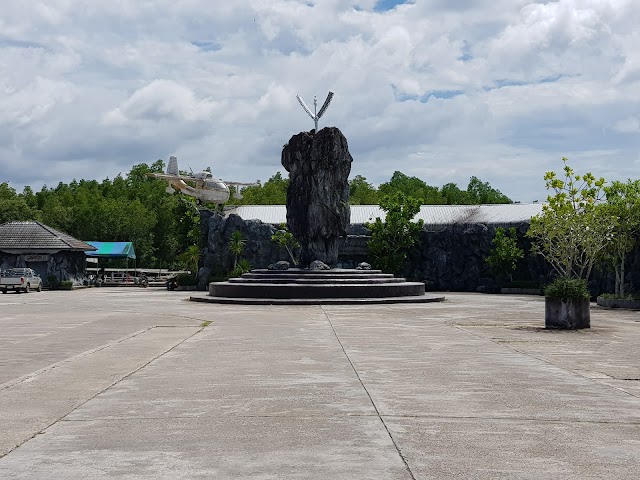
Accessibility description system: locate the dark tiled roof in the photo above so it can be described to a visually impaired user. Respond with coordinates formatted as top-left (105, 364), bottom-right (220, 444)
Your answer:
top-left (0, 221), bottom-right (97, 252)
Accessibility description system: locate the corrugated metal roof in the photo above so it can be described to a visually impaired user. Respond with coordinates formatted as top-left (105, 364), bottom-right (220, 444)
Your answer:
top-left (223, 204), bottom-right (544, 229)
top-left (0, 221), bottom-right (97, 252)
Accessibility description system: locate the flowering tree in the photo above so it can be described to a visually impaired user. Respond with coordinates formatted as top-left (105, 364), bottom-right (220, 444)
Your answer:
top-left (527, 158), bottom-right (615, 283)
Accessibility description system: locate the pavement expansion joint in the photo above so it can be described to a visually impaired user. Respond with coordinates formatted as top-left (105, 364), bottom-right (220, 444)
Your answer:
top-left (0, 328), bottom-right (153, 392)
top-left (320, 306), bottom-right (417, 480)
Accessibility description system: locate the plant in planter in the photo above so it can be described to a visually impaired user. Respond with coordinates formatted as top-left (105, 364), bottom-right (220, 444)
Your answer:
top-left (543, 278), bottom-right (590, 329)
top-left (485, 227), bottom-right (524, 285)
top-left (526, 158), bottom-right (615, 329)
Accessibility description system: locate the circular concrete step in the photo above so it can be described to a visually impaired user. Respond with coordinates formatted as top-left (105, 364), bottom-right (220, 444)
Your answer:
top-left (192, 294), bottom-right (445, 305)
top-left (210, 281), bottom-right (425, 299)
top-left (227, 277), bottom-right (407, 285)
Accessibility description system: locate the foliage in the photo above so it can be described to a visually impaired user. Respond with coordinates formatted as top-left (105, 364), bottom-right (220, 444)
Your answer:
top-left (527, 158), bottom-right (614, 284)
top-left (59, 280), bottom-right (74, 290)
top-left (349, 175), bottom-right (380, 205)
top-left (176, 272), bottom-right (198, 286)
top-left (228, 230), bottom-right (246, 270)
top-left (378, 172), bottom-right (445, 205)
top-left (544, 278), bottom-right (589, 299)
top-left (601, 179), bottom-right (640, 297)
top-left (599, 292), bottom-right (640, 300)
top-left (230, 258), bottom-right (251, 278)
top-left (466, 176), bottom-right (512, 204)
top-left (228, 172), bottom-right (288, 205)
top-left (271, 224), bottom-right (300, 265)
top-left (178, 245), bottom-right (202, 277)
top-left (47, 275), bottom-right (60, 289)
top-left (485, 227), bottom-right (524, 282)
top-left (366, 193), bottom-right (424, 275)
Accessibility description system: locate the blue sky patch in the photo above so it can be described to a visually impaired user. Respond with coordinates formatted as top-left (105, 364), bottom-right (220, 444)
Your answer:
top-left (191, 41), bottom-right (222, 52)
top-left (392, 85), bottom-right (464, 102)
top-left (374, 0), bottom-right (411, 12)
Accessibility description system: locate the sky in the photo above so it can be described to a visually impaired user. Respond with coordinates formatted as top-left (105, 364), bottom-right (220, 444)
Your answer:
top-left (1, 0), bottom-right (639, 203)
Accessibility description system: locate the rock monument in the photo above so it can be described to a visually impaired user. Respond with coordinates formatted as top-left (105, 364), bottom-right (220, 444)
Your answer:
top-left (281, 127), bottom-right (352, 266)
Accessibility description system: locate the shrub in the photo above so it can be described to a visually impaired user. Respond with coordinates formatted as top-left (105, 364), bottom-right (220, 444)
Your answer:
top-left (59, 280), bottom-right (73, 290)
top-left (367, 193), bottom-right (424, 275)
top-left (230, 259), bottom-right (251, 278)
top-left (544, 278), bottom-right (589, 299)
top-left (176, 272), bottom-right (198, 286)
top-left (47, 275), bottom-right (60, 289)
top-left (486, 227), bottom-right (524, 282)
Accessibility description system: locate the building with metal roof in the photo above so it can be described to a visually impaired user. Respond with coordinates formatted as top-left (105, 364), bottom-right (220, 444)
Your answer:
top-left (0, 221), bottom-right (97, 286)
top-left (223, 204), bottom-right (544, 231)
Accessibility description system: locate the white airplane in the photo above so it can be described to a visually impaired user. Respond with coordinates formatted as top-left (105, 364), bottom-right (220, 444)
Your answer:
top-left (147, 156), bottom-right (257, 204)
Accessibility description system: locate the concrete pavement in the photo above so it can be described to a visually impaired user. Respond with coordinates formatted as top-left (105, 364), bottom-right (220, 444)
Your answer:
top-left (0, 289), bottom-right (638, 478)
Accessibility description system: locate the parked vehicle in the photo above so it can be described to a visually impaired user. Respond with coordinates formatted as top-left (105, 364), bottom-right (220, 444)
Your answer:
top-left (166, 275), bottom-right (178, 291)
top-left (0, 268), bottom-right (43, 293)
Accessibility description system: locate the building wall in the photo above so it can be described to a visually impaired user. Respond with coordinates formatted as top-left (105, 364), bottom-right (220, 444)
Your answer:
top-left (0, 251), bottom-right (88, 286)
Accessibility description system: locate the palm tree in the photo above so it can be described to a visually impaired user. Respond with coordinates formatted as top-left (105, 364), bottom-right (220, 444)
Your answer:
top-left (228, 230), bottom-right (246, 270)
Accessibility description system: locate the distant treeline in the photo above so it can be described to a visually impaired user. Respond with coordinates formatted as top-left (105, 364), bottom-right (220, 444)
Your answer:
top-left (1, 161), bottom-right (510, 266)
top-left (227, 171), bottom-right (511, 206)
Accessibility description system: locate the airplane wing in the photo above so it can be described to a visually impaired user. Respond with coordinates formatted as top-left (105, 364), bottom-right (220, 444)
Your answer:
top-left (146, 173), bottom-right (196, 182)
top-left (223, 181), bottom-right (259, 187)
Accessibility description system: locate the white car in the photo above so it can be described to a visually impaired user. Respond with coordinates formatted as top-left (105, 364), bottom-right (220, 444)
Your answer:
top-left (0, 268), bottom-right (43, 293)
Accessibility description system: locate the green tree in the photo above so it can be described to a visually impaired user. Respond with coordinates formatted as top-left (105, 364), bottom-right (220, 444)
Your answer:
top-left (602, 179), bottom-right (640, 297)
top-left (367, 193), bottom-right (424, 275)
top-left (378, 171), bottom-right (444, 205)
top-left (466, 176), bottom-right (512, 204)
top-left (441, 183), bottom-right (474, 205)
top-left (349, 175), bottom-right (379, 205)
top-left (230, 172), bottom-right (288, 205)
top-left (527, 158), bottom-right (614, 282)
top-left (485, 227), bottom-right (524, 282)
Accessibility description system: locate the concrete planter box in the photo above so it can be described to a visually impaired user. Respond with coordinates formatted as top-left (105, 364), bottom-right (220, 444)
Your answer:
top-left (596, 296), bottom-right (640, 310)
top-left (545, 297), bottom-right (590, 329)
top-left (500, 288), bottom-right (542, 295)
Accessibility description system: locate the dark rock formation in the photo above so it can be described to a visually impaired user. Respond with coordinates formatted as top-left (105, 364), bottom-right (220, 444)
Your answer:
top-left (309, 260), bottom-right (330, 270)
top-left (202, 214), bottom-right (290, 276)
top-left (269, 261), bottom-right (290, 270)
top-left (281, 127), bottom-right (352, 266)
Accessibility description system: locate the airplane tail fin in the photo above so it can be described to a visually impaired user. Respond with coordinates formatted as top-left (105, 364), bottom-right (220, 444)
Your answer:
top-left (167, 156), bottom-right (179, 175)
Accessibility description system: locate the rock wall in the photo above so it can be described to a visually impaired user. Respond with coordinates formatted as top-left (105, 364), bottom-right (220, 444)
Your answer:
top-left (281, 127), bottom-right (352, 266)
top-left (200, 214), bottom-right (640, 294)
top-left (199, 213), bottom-right (299, 289)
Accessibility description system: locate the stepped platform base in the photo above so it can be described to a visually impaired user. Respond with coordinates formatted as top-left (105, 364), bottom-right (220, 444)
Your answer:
top-left (191, 294), bottom-right (445, 306)
top-left (196, 267), bottom-right (444, 305)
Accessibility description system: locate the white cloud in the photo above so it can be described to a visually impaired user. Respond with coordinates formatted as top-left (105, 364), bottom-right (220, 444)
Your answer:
top-left (1, 0), bottom-right (640, 203)
top-left (613, 117), bottom-right (640, 134)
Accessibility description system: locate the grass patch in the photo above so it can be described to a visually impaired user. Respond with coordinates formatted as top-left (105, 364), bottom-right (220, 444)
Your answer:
top-left (200, 320), bottom-right (212, 327)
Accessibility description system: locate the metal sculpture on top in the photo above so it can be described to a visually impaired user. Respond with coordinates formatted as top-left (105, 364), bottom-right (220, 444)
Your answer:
top-left (296, 91), bottom-right (334, 132)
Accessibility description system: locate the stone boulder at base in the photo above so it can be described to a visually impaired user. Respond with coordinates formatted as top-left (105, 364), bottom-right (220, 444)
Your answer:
top-left (281, 127), bottom-right (352, 267)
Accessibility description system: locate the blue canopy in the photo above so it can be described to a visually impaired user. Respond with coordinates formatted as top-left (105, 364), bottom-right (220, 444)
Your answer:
top-left (85, 241), bottom-right (136, 259)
